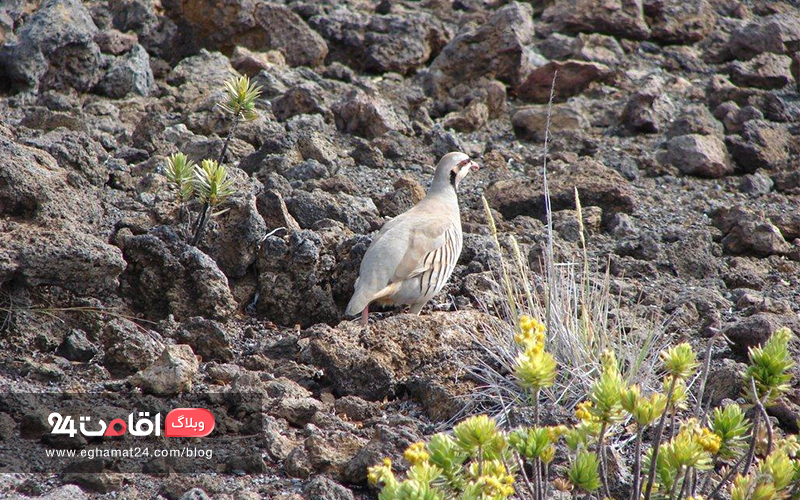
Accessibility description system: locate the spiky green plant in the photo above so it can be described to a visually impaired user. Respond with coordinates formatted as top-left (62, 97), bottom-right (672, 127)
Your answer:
top-left (712, 404), bottom-right (751, 460)
top-left (218, 74), bottom-right (262, 121)
top-left (188, 74), bottom-right (261, 247)
top-left (164, 152), bottom-right (196, 201)
top-left (568, 450), bottom-right (601, 494)
top-left (193, 159), bottom-right (235, 207)
top-left (744, 328), bottom-right (794, 407)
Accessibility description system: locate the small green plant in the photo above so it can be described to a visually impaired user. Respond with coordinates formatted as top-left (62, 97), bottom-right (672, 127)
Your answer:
top-left (164, 152), bottom-right (196, 201)
top-left (160, 74), bottom-right (262, 247)
top-left (568, 449), bottom-right (601, 495)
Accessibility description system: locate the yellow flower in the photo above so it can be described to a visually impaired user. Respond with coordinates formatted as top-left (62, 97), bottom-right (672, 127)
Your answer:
top-left (367, 458), bottom-right (396, 487)
top-left (575, 401), bottom-right (597, 422)
top-left (696, 428), bottom-right (722, 454)
top-left (515, 315), bottom-right (546, 349)
top-left (404, 442), bottom-right (430, 466)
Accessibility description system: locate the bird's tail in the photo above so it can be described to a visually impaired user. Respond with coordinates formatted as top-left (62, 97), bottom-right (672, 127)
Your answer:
top-left (345, 278), bottom-right (368, 317)
top-left (345, 294), bottom-right (368, 317)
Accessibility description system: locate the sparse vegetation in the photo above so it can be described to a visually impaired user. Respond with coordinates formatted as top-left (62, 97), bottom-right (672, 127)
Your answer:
top-left (369, 323), bottom-right (799, 500)
top-left (161, 74), bottom-right (262, 247)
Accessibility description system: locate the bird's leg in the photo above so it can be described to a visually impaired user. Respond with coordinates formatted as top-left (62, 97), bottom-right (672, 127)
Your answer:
top-left (361, 305), bottom-right (369, 326)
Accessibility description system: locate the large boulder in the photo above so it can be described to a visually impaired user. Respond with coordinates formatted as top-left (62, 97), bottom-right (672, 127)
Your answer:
top-left (543, 0), bottom-right (651, 41)
top-left (309, 9), bottom-right (450, 74)
top-left (729, 14), bottom-right (800, 61)
top-left (485, 158), bottom-right (636, 222)
top-left (303, 311), bottom-right (495, 420)
top-left (426, 2), bottom-right (536, 96)
top-left (643, 0), bottom-right (715, 44)
top-left (0, 126), bottom-right (123, 294)
top-left (0, 0), bottom-right (102, 92)
top-left (117, 226), bottom-right (237, 320)
top-left (164, 0), bottom-right (327, 67)
top-left (660, 134), bottom-right (732, 178)
top-left (255, 225), bottom-right (365, 327)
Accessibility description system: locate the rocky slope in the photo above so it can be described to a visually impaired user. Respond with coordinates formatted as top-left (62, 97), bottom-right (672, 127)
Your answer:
top-left (0, 0), bottom-right (799, 498)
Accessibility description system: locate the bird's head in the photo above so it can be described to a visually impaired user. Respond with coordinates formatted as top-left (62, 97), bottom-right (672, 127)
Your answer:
top-left (431, 152), bottom-right (480, 193)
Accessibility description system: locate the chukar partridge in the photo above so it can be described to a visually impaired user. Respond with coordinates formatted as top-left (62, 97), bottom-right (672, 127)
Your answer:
top-left (346, 152), bottom-right (480, 325)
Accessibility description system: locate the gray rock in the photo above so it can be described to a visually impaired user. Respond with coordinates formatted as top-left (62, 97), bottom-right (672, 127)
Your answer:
top-left (199, 191), bottom-right (266, 279)
top-left (342, 423), bottom-right (421, 484)
top-left (102, 318), bottom-right (162, 377)
top-left (96, 44), bottom-right (154, 97)
top-left (730, 53), bottom-right (794, 90)
top-left (251, 3), bottom-right (328, 67)
top-left (724, 313), bottom-right (787, 356)
top-left (94, 29), bottom-right (138, 55)
top-left (441, 100), bottom-right (489, 132)
top-left (272, 82), bottom-right (327, 122)
top-left (713, 101), bottom-right (764, 134)
top-left (574, 33), bottom-right (625, 65)
top-left (167, 49), bottom-right (234, 91)
top-left (297, 133), bottom-right (337, 166)
top-left (21, 129), bottom-right (109, 186)
top-left (729, 14), bottom-right (800, 61)
top-left (739, 173), bottom-right (773, 197)
top-left (516, 59), bottom-right (612, 103)
top-left (711, 205), bottom-right (791, 257)
top-left (131, 344), bottom-right (199, 396)
top-left (512, 103), bottom-right (590, 142)
top-left (332, 89), bottom-right (409, 139)
top-left (257, 224), bottom-right (367, 326)
top-left (56, 330), bottom-right (98, 362)
top-left (30, 485), bottom-right (90, 500)
top-left (643, 0), bottom-right (715, 44)
top-left (164, 0), bottom-right (327, 67)
top-left (334, 396), bottom-right (380, 422)
top-left (622, 75), bottom-right (676, 133)
top-left (705, 358), bottom-right (745, 405)
top-left (286, 160), bottom-right (329, 182)
top-left (118, 226), bottom-right (237, 320)
top-left (726, 120), bottom-right (791, 172)
top-left (486, 158), bottom-right (636, 220)
top-left (661, 134), bottom-right (732, 178)
top-left (174, 317), bottom-right (233, 362)
top-left (376, 177), bottom-right (426, 219)
top-left (543, 0), bottom-right (650, 40)
top-left (304, 476), bottom-right (355, 500)
top-left (0, 0), bottom-right (102, 92)
top-left (1, 227), bottom-right (125, 296)
top-left (667, 105), bottom-right (724, 138)
top-left (427, 2), bottom-right (535, 95)
top-left (608, 213), bottom-right (639, 239)
top-left (108, 0), bottom-right (179, 61)
top-left (310, 9), bottom-right (450, 75)
top-left (179, 488), bottom-right (210, 500)
top-left (286, 189), bottom-right (379, 234)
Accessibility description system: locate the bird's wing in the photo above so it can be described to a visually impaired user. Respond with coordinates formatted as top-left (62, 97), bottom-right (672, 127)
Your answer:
top-left (388, 217), bottom-right (453, 284)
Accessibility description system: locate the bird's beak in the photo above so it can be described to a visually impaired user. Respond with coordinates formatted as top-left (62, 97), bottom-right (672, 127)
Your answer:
top-left (470, 160), bottom-right (481, 171)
